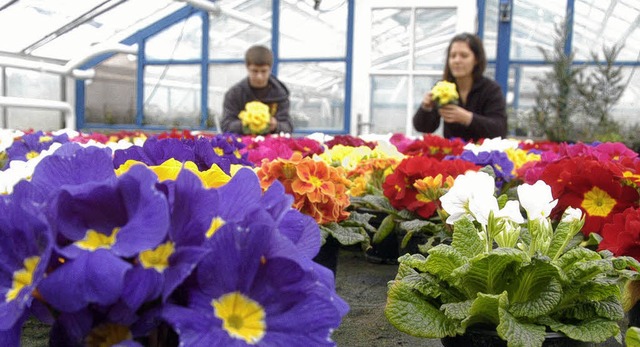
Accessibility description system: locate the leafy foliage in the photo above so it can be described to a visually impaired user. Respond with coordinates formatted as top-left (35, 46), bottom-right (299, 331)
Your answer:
top-left (385, 215), bottom-right (638, 346)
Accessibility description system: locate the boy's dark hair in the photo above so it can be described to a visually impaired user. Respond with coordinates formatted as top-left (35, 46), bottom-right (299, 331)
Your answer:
top-left (245, 45), bottom-right (273, 67)
top-left (443, 33), bottom-right (487, 82)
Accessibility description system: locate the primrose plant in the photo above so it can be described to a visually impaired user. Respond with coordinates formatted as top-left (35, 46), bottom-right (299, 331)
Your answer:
top-left (385, 171), bottom-right (637, 347)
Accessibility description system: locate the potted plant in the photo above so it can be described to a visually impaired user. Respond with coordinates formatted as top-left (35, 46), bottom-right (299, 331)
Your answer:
top-left (385, 170), bottom-right (638, 347)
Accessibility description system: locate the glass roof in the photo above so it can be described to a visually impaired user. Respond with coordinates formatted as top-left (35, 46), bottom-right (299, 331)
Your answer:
top-left (2, 0), bottom-right (639, 65)
top-left (0, 0), bottom-right (183, 62)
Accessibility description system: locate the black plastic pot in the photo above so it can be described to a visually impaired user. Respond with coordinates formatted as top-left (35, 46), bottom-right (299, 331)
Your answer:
top-left (440, 326), bottom-right (594, 347)
top-left (313, 236), bottom-right (340, 276)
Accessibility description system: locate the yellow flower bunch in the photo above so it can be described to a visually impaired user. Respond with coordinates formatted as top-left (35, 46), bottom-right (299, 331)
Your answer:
top-left (430, 80), bottom-right (459, 107)
top-left (239, 101), bottom-right (271, 134)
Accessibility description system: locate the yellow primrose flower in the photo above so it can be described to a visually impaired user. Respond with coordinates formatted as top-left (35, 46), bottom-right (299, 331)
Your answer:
top-left (504, 148), bottom-right (541, 174)
top-left (116, 158), bottom-right (231, 188)
top-left (317, 145), bottom-right (373, 170)
top-left (431, 80), bottom-right (459, 107)
top-left (239, 101), bottom-right (271, 134)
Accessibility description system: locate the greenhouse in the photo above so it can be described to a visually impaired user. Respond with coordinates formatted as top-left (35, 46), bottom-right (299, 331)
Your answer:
top-left (0, 0), bottom-right (637, 138)
top-left (4, 1), bottom-right (640, 347)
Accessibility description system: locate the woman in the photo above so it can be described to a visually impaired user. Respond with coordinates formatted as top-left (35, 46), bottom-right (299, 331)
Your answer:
top-left (413, 33), bottom-right (507, 142)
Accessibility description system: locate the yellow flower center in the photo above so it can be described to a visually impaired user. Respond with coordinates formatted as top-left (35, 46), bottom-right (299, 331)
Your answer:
top-left (214, 147), bottom-right (224, 156)
top-left (75, 228), bottom-right (120, 251)
top-left (5, 256), bottom-right (39, 302)
top-left (212, 292), bottom-right (266, 344)
top-left (206, 217), bottom-right (226, 238)
top-left (309, 175), bottom-right (323, 188)
top-left (84, 323), bottom-right (132, 347)
top-left (139, 242), bottom-right (175, 272)
top-left (38, 136), bottom-right (52, 143)
top-left (26, 151), bottom-right (39, 160)
top-left (581, 186), bottom-right (616, 217)
top-left (283, 163), bottom-right (297, 180)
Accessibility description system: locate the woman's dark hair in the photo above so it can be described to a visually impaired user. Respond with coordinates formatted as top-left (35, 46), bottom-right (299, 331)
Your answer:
top-left (245, 45), bottom-right (273, 67)
top-left (442, 33), bottom-right (486, 82)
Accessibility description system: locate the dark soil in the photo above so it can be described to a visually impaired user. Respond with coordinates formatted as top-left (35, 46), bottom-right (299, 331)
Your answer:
top-left (333, 248), bottom-right (443, 347)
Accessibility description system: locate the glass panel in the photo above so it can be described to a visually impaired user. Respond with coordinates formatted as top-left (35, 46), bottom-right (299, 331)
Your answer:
top-left (508, 64), bottom-right (640, 139)
top-left (370, 75), bottom-right (407, 134)
top-left (482, 0), bottom-right (499, 60)
top-left (147, 15), bottom-right (202, 60)
top-left (85, 54), bottom-right (136, 125)
top-left (510, 1), bottom-right (566, 60)
top-left (414, 8), bottom-right (456, 70)
top-left (573, 1), bottom-right (640, 61)
top-left (7, 108), bottom-right (62, 131)
top-left (143, 65), bottom-right (201, 127)
top-left (279, 62), bottom-right (345, 131)
top-left (0, 0), bottom-right (107, 53)
top-left (507, 65), bottom-right (550, 138)
top-left (5, 67), bottom-right (62, 131)
top-left (279, 0), bottom-right (347, 58)
top-left (609, 66), bottom-right (640, 126)
top-left (6, 68), bottom-right (59, 99)
top-left (207, 63), bottom-right (246, 129)
top-left (30, 0), bottom-right (181, 60)
top-left (209, 0), bottom-right (272, 60)
top-left (371, 8), bottom-right (410, 71)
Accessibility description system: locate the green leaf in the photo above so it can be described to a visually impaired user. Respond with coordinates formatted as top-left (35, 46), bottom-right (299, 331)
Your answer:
top-left (456, 248), bottom-right (528, 296)
top-left (558, 295), bottom-right (624, 321)
top-left (565, 258), bottom-right (613, 284)
top-left (372, 214), bottom-right (396, 244)
top-left (343, 210), bottom-right (378, 233)
top-left (424, 245), bottom-right (467, 283)
top-left (547, 218), bottom-right (579, 260)
top-left (555, 247), bottom-right (601, 274)
top-left (507, 258), bottom-right (563, 318)
top-left (401, 272), bottom-right (465, 303)
top-left (320, 223), bottom-right (367, 246)
top-left (497, 307), bottom-right (546, 347)
top-left (579, 278), bottom-right (622, 301)
top-left (385, 280), bottom-right (460, 338)
top-left (451, 218), bottom-right (484, 258)
top-left (462, 292), bottom-right (505, 329)
top-left (626, 326), bottom-right (640, 347)
top-left (398, 219), bottom-right (438, 234)
top-left (441, 300), bottom-right (473, 321)
top-left (358, 195), bottom-right (398, 214)
top-left (540, 316), bottom-right (619, 343)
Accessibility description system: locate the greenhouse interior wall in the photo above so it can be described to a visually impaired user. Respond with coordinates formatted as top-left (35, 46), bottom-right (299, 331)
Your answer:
top-left (0, 0), bottom-right (639, 139)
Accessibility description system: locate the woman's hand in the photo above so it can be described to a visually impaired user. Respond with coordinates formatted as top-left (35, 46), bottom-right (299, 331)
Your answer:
top-left (438, 104), bottom-right (473, 126)
top-left (421, 92), bottom-right (434, 111)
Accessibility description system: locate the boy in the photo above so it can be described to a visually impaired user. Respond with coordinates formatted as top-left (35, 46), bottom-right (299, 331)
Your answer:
top-left (221, 45), bottom-right (294, 134)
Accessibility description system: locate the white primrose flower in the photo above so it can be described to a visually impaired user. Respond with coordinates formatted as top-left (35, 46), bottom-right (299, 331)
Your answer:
top-left (561, 206), bottom-right (583, 223)
top-left (0, 128), bottom-right (21, 152)
top-left (440, 170), bottom-right (495, 224)
top-left (517, 180), bottom-right (558, 221)
top-left (495, 200), bottom-right (525, 224)
top-left (462, 137), bottom-right (519, 154)
top-left (468, 192), bottom-right (499, 226)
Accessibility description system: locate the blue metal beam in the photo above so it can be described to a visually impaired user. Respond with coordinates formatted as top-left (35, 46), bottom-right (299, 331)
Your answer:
top-left (565, 0), bottom-right (575, 56)
top-left (200, 11), bottom-right (210, 129)
top-left (494, 0), bottom-right (512, 97)
top-left (272, 0), bottom-right (280, 76)
top-left (344, 0), bottom-right (354, 134)
top-left (476, 0), bottom-right (486, 39)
